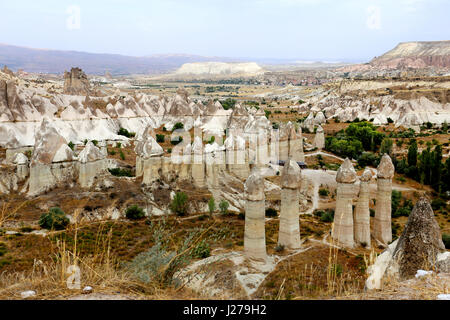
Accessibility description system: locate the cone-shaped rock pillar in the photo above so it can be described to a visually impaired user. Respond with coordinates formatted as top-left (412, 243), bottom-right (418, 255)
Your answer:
top-left (244, 172), bottom-right (267, 261)
top-left (332, 158), bottom-right (357, 248)
top-left (374, 154), bottom-right (395, 245)
top-left (354, 168), bottom-right (372, 248)
top-left (278, 159), bottom-right (302, 249)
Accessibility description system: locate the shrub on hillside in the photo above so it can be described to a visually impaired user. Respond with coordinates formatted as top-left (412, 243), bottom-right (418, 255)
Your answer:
top-left (265, 208), bottom-right (277, 217)
top-left (219, 200), bottom-right (229, 216)
top-left (170, 192), bottom-right (189, 216)
top-left (39, 207), bottom-right (69, 230)
top-left (125, 205), bottom-right (145, 220)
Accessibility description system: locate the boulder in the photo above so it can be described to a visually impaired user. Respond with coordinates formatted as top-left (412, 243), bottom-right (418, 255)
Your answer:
top-left (387, 197), bottom-right (446, 280)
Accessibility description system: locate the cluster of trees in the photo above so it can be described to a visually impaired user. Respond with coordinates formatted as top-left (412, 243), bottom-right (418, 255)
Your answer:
top-left (395, 139), bottom-right (450, 193)
top-left (325, 122), bottom-right (385, 160)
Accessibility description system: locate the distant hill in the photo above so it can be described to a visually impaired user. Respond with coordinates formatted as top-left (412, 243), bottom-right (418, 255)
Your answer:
top-left (175, 62), bottom-right (264, 76)
top-left (338, 40), bottom-right (450, 73)
top-left (370, 41), bottom-right (450, 69)
top-left (0, 43), bottom-right (238, 75)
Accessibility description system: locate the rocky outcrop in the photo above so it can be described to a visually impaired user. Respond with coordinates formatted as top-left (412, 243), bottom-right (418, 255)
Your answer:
top-left (63, 67), bottom-right (90, 95)
top-left (387, 197), bottom-right (446, 280)
top-left (366, 197), bottom-right (448, 290)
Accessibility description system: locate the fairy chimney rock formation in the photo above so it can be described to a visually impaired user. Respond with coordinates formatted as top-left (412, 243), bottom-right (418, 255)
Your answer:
top-left (28, 119), bottom-right (74, 195)
top-left (78, 141), bottom-right (107, 188)
top-left (244, 172), bottom-right (267, 261)
top-left (191, 135), bottom-right (206, 187)
top-left (354, 168), bottom-right (373, 248)
top-left (13, 152), bottom-right (29, 180)
top-left (63, 67), bottom-right (90, 95)
top-left (314, 125), bottom-right (325, 150)
top-left (278, 159), bottom-right (302, 249)
top-left (332, 158), bottom-right (357, 248)
top-left (374, 154), bottom-right (395, 245)
top-left (141, 136), bottom-right (164, 185)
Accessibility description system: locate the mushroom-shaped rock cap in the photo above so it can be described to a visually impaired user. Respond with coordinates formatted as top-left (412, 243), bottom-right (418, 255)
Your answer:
top-left (281, 159), bottom-right (302, 189)
top-left (336, 158), bottom-right (357, 183)
top-left (78, 141), bottom-right (105, 163)
top-left (244, 172), bottom-right (265, 201)
top-left (141, 136), bottom-right (163, 159)
top-left (360, 167), bottom-right (373, 182)
top-left (13, 153), bottom-right (28, 165)
top-left (377, 154), bottom-right (395, 179)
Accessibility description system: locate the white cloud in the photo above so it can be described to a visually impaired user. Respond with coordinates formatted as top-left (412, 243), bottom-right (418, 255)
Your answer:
top-left (366, 5), bottom-right (381, 30)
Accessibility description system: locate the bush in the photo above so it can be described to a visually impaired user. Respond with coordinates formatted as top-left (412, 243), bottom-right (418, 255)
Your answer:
top-left (274, 244), bottom-right (285, 252)
top-left (173, 122), bottom-right (184, 131)
top-left (170, 192), bottom-right (189, 216)
top-left (319, 188), bottom-right (329, 197)
top-left (191, 240), bottom-right (210, 259)
top-left (219, 200), bottom-right (229, 216)
top-left (431, 198), bottom-right (446, 211)
top-left (320, 211), bottom-right (334, 222)
top-left (331, 264), bottom-right (343, 276)
top-left (119, 151), bottom-right (125, 160)
top-left (208, 197), bottom-right (216, 215)
top-left (118, 127), bottom-right (135, 138)
top-left (68, 141), bottom-right (75, 150)
top-left (0, 242), bottom-right (7, 257)
top-left (39, 207), bottom-right (69, 230)
top-left (443, 234), bottom-right (450, 249)
top-left (108, 168), bottom-right (133, 177)
top-left (125, 205), bottom-right (145, 220)
top-left (156, 134), bottom-right (165, 143)
top-left (265, 207), bottom-right (277, 217)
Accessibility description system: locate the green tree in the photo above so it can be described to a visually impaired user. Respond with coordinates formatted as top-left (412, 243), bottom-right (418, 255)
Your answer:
top-left (125, 205), bottom-right (145, 220)
top-left (380, 138), bottom-right (394, 157)
top-left (208, 197), bottom-right (216, 216)
top-left (219, 200), bottom-right (229, 215)
top-left (170, 192), bottom-right (189, 216)
top-left (431, 144), bottom-right (442, 192)
top-left (38, 207), bottom-right (69, 230)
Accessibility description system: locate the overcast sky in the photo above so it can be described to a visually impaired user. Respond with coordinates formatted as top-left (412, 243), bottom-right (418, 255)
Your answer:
top-left (0, 0), bottom-right (449, 62)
